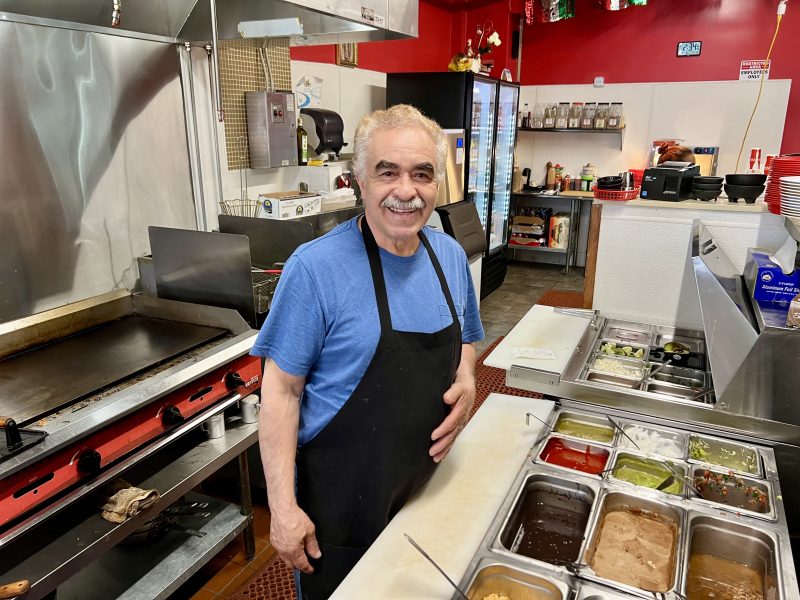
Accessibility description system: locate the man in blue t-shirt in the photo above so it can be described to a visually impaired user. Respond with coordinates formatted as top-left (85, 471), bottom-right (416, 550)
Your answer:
top-left (252, 104), bottom-right (483, 599)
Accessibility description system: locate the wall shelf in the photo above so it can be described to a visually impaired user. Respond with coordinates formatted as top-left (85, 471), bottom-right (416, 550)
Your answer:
top-left (518, 127), bottom-right (626, 150)
top-left (509, 244), bottom-right (566, 253)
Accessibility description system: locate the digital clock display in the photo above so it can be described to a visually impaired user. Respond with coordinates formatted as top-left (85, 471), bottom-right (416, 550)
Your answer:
top-left (677, 41), bottom-right (702, 57)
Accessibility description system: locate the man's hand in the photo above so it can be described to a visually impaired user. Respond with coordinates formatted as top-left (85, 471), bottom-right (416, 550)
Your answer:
top-left (430, 343), bottom-right (477, 463)
top-left (270, 505), bottom-right (322, 573)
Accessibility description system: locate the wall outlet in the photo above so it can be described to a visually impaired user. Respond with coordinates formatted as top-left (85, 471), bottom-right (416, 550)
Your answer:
top-left (593, 76), bottom-right (605, 87)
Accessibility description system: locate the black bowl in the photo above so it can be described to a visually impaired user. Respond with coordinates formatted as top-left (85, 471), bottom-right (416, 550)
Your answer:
top-left (724, 183), bottom-right (765, 203)
top-left (597, 176), bottom-right (623, 184)
top-left (692, 182), bottom-right (724, 191)
top-left (725, 173), bottom-right (767, 186)
top-left (596, 183), bottom-right (623, 191)
top-left (693, 176), bottom-right (724, 185)
top-left (693, 189), bottom-right (723, 201)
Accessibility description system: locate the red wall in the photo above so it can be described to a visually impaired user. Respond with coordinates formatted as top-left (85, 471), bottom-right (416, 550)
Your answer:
top-left (519, 0), bottom-right (800, 153)
top-left (290, 0), bottom-right (798, 151)
top-left (290, 0), bottom-right (454, 72)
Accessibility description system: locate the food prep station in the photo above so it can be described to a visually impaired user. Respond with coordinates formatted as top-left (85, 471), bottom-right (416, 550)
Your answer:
top-left (456, 405), bottom-right (797, 600)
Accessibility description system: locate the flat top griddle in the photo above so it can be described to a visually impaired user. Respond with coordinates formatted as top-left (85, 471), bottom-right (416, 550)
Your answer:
top-left (0, 315), bottom-right (227, 425)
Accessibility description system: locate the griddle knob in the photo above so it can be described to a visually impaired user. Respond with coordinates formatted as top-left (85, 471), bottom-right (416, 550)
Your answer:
top-left (77, 449), bottom-right (102, 475)
top-left (162, 405), bottom-right (185, 427)
top-left (225, 371), bottom-right (245, 389)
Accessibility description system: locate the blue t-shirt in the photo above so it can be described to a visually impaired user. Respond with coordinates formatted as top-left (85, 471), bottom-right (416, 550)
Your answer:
top-left (251, 217), bottom-right (483, 446)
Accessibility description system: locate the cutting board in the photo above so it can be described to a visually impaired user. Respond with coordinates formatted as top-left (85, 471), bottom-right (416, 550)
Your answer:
top-left (331, 394), bottom-right (555, 599)
top-left (483, 304), bottom-right (592, 376)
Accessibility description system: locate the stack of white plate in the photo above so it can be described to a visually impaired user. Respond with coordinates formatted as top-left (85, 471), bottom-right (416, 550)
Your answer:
top-left (780, 176), bottom-right (800, 217)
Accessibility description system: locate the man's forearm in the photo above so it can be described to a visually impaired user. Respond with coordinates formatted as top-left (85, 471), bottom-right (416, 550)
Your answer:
top-left (258, 365), bottom-right (304, 515)
top-left (456, 342), bottom-right (477, 382)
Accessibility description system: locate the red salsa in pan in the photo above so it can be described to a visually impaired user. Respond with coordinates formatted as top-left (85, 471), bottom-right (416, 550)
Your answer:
top-left (540, 437), bottom-right (609, 474)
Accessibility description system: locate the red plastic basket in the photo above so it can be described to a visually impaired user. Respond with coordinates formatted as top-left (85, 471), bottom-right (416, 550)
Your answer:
top-left (593, 187), bottom-right (640, 201)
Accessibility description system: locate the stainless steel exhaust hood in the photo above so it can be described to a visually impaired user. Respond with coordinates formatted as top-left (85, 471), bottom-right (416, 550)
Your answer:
top-left (0, 0), bottom-right (417, 43)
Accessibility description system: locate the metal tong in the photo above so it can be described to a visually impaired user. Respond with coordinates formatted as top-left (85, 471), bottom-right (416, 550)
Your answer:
top-left (640, 359), bottom-right (671, 386)
top-left (527, 412), bottom-right (555, 448)
top-left (404, 534), bottom-right (469, 600)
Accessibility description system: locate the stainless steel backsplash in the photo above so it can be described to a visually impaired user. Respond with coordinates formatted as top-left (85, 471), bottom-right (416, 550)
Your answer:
top-left (0, 21), bottom-right (196, 322)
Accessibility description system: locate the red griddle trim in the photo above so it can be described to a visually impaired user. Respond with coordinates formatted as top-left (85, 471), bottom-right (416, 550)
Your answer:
top-left (0, 354), bottom-right (261, 526)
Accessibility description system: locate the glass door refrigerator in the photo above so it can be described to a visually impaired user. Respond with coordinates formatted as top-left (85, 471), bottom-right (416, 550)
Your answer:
top-left (386, 72), bottom-right (517, 298)
top-left (483, 81), bottom-right (520, 297)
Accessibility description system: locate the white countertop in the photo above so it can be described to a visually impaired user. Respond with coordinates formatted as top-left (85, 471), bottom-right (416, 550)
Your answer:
top-left (330, 393), bottom-right (555, 599)
top-left (593, 198), bottom-right (770, 212)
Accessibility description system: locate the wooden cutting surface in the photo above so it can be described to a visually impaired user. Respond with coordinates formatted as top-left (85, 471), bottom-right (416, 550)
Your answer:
top-left (0, 315), bottom-right (226, 425)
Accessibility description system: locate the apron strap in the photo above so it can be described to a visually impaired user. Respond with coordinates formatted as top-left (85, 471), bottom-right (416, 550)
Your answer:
top-left (360, 217), bottom-right (394, 333)
top-left (418, 229), bottom-right (460, 329)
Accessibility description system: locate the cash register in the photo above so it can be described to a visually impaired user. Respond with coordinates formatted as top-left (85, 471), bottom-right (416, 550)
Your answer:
top-left (640, 161), bottom-right (700, 201)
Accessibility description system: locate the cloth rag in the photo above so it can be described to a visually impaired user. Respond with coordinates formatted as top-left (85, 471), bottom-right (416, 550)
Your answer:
top-left (101, 486), bottom-right (160, 523)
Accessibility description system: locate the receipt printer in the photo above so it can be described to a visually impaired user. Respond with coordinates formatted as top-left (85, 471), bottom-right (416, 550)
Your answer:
top-left (640, 161), bottom-right (700, 201)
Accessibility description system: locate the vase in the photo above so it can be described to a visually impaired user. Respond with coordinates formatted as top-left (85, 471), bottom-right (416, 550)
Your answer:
top-left (469, 58), bottom-right (481, 73)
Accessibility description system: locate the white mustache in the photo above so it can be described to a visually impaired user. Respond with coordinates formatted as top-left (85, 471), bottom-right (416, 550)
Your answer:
top-left (380, 196), bottom-right (425, 211)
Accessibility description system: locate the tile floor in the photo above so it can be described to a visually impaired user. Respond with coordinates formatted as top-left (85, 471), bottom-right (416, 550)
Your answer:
top-left (172, 261), bottom-right (584, 600)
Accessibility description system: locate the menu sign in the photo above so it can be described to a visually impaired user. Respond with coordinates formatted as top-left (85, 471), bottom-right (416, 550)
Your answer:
top-left (739, 60), bottom-right (771, 81)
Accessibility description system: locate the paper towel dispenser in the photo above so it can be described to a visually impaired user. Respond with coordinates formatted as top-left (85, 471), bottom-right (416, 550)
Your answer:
top-left (300, 108), bottom-right (345, 157)
top-left (435, 201), bottom-right (487, 260)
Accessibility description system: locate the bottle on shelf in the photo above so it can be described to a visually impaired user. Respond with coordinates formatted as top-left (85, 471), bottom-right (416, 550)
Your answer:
top-left (297, 120), bottom-right (309, 166)
top-left (521, 103), bottom-right (530, 128)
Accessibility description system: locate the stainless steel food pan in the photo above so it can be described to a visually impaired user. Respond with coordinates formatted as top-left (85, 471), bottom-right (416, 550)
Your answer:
top-left (497, 473), bottom-right (595, 566)
top-left (681, 514), bottom-right (781, 600)
top-left (458, 559), bottom-right (570, 600)
top-left (689, 466), bottom-right (776, 521)
top-left (582, 491), bottom-right (684, 596)
top-left (552, 410), bottom-right (617, 446)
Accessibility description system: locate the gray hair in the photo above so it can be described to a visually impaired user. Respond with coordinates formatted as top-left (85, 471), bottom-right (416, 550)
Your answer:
top-left (352, 104), bottom-right (448, 183)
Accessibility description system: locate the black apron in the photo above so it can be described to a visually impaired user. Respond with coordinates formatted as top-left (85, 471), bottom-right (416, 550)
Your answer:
top-left (295, 217), bottom-right (463, 599)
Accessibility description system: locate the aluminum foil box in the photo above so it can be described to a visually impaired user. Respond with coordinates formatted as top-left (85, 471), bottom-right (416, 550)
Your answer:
top-left (745, 250), bottom-right (800, 303)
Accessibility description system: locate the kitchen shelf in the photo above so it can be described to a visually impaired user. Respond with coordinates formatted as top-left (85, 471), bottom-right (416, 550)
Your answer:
top-left (56, 494), bottom-right (248, 600)
top-left (509, 244), bottom-right (566, 253)
top-left (518, 126), bottom-right (626, 150)
top-left (1, 419), bottom-right (259, 599)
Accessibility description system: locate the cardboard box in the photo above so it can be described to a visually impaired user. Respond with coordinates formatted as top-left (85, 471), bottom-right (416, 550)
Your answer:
top-left (258, 191), bottom-right (321, 219)
top-left (744, 250), bottom-right (800, 303)
top-left (548, 214), bottom-right (570, 249)
top-left (512, 215), bottom-right (546, 236)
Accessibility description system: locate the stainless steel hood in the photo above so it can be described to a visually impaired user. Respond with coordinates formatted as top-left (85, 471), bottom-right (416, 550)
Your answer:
top-left (0, 0), bottom-right (418, 43)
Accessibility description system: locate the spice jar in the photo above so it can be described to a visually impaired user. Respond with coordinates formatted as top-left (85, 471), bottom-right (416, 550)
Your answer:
top-left (531, 103), bottom-right (545, 129)
top-left (568, 102), bottom-right (583, 129)
top-left (594, 103), bottom-right (609, 129)
top-left (543, 103), bottom-right (557, 128)
top-left (608, 102), bottom-right (623, 129)
top-left (555, 103), bottom-right (570, 129)
top-left (580, 102), bottom-right (596, 129)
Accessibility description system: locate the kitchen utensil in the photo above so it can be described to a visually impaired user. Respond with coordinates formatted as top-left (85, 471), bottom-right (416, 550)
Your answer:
top-left (550, 558), bottom-right (589, 575)
top-left (201, 414), bottom-right (225, 439)
top-left (692, 182), bottom-right (724, 190)
top-left (655, 475), bottom-right (676, 492)
top-left (620, 172), bottom-right (635, 190)
top-left (240, 395), bottom-right (260, 424)
top-left (0, 580), bottom-right (30, 600)
top-left (404, 534), bottom-right (469, 600)
top-left (661, 461), bottom-right (703, 497)
top-left (607, 416), bottom-right (640, 450)
top-left (726, 174), bottom-right (767, 186)
top-left (640, 360), bottom-right (671, 385)
top-left (526, 412), bottom-right (555, 433)
top-left (724, 183), bottom-right (765, 203)
top-left (693, 176), bottom-right (724, 185)
top-left (692, 189), bottom-right (723, 202)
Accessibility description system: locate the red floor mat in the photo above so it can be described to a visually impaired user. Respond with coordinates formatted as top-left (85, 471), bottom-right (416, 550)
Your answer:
top-left (226, 336), bottom-right (538, 600)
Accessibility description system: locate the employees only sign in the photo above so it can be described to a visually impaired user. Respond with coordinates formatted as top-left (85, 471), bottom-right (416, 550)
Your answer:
top-left (739, 60), bottom-right (771, 81)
